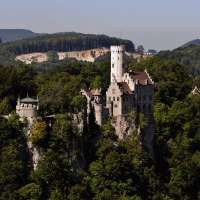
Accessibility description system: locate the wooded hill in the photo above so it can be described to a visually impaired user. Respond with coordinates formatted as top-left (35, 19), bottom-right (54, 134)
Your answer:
top-left (157, 44), bottom-right (200, 76)
top-left (0, 32), bottom-right (135, 55)
top-left (181, 39), bottom-right (200, 48)
top-left (0, 29), bottom-right (39, 43)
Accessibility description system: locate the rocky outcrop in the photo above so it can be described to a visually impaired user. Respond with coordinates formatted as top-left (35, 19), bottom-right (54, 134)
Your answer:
top-left (111, 114), bottom-right (155, 157)
top-left (16, 47), bottom-right (110, 64)
top-left (111, 115), bottom-right (138, 139)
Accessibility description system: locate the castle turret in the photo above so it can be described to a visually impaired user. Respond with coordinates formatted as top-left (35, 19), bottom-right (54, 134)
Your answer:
top-left (16, 96), bottom-right (39, 124)
top-left (110, 45), bottom-right (125, 82)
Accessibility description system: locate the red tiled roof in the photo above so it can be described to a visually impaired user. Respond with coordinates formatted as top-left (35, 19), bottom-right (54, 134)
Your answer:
top-left (129, 71), bottom-right (153, 85)
top-left (117, 82), bottom-right (133, 94)
top-left (86, 89), bottom-right (101, 96)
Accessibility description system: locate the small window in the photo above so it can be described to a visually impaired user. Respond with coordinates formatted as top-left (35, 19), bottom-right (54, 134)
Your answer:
top-left (139, 96), bottom-right (141, 101)
top-left (143, 104), bottom-right (146, 111)
top-left (148, 104), bottom-right (151, 112)
top-left (112, 64), bottom-right (114, 68)
top-left (113, 97), bottom-right (115, 101)
top-left (109, 97), bottom-right (111, 101)
top-left (143, 95), bottom-right (146, 101)
top-left (149, 95), bottom-right (152, 101)
top-left (118, 57), bottom-right (119, 60)
top-left (117, 97), bottom-right (119, 101)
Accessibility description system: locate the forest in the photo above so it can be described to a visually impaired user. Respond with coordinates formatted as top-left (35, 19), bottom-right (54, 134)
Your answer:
top-left (0, 32), bottom-right (135, 55)
top-left (0, 48), bottom-right (200, 200)
top-left (158, 44), bottom-right (200, 76)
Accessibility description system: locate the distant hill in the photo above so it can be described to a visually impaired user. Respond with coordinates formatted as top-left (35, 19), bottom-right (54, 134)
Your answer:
top-left (0, 32), bottom-right (135, 55)
top-left (0, 29), bottom-right (40, 43)
top-left (157, 44), bottom-right (200, 76)
top-left (181, 39), bottom-right (200, 48)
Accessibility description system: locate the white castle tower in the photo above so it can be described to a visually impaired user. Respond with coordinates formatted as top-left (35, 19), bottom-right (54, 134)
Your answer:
top-left (110, 45), bottom-right (125, 82)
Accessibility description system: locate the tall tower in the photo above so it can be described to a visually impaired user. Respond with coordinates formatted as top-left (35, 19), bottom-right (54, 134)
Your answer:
top-left (110, 45), bottom-right (125, 82)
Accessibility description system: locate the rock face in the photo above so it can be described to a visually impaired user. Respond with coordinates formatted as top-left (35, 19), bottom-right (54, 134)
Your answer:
top-left (16, 47), bottom-right (110, 64)
top-left (142, 121), bottom-right (155, 157)
top-left (111, 115), bottom-right (138, 139)
top-left (23, 125), bottom-right (42, 170)
top-left (73, 112), bottom-right (86, 134)
top-left (16, 48), bottom-right (150, 64)
top-left (112, 114), bottom-right (155, 156)
top-left (28, 141), bottom-right (42, 170)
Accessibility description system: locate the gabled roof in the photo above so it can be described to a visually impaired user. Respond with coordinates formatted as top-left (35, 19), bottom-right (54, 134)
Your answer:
top-left (129, 71), bottom-right (153, 85)
top-left (86, 89), bottom-right (102, 96)
top-left (117, 82), bottom-right (133, 94)
top-left (191, 86), bottom-right (200, 95)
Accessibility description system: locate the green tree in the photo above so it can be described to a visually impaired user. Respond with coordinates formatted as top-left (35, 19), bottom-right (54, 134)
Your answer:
top-left (70, 95), bottom-right (85, 112)
top-left (0, 97), bottom-right (12, 115)
top-left (32, 149), bottom-right (72, 198)
top-left (18, 183), bottom-right (42, 200)
top-left (136, 45), bottom-right (144, 54)
top-left (47, 51), bottom-right (59, 63)
top-left (0, 142), bottom-right (25, 200)
top-left (30, 120), bottom-right (48, 145)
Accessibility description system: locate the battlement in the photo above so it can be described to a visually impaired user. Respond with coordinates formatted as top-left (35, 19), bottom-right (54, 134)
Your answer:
top-left (110, 45), bottom-right (125, 53)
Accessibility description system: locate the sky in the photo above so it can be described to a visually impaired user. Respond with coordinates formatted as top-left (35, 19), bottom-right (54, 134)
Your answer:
top-left (1, 0), bottom-right (200, 51)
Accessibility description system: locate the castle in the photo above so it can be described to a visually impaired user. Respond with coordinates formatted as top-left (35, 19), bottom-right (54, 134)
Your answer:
top-left (16, 95), bottom-right (39, 124)
top-left (81, 45), bottom-right (154, 127)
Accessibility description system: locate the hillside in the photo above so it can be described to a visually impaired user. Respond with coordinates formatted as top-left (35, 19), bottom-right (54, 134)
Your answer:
top-left (157, 45), bottom-right (200, 76)
top-left (16, 48), bottom-right (145, 64)
top-left (0, 29), bottom-right (39, 43)
top-left (181, 39), bottom-right (200, 48)
top-left (0, 32), bottom-right (135, 55)
top-left (16, 47), bottom-right (110, 63)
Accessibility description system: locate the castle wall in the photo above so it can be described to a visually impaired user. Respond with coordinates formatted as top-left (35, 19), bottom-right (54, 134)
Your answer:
top-left (122, 73), bottom-right (135, 91)
top-left (121, 94), bottom-right (136, 115)
top-left (16, 102), bottom-right (39, 124)
top-left (106, 82), bottom-right (123, 116)
top-left (135, 84), bottom-right (154, 115)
